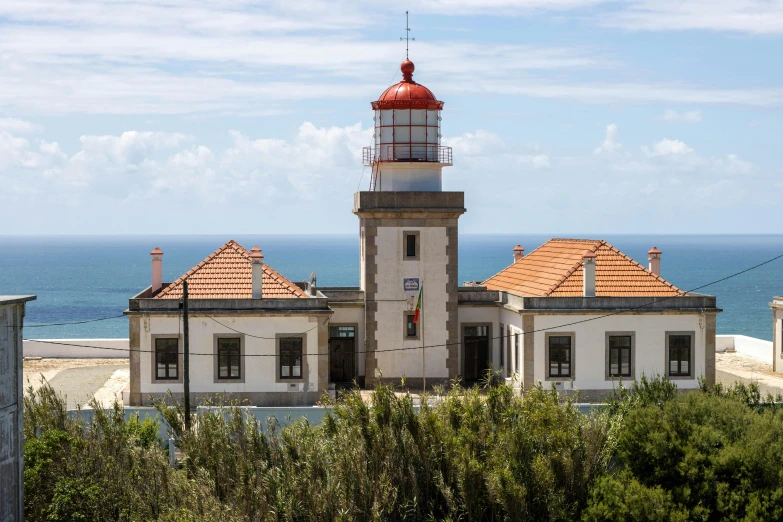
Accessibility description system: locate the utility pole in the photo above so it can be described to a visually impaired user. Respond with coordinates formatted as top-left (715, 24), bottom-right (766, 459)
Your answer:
top-left (183, 279), bottom-right (191, 431)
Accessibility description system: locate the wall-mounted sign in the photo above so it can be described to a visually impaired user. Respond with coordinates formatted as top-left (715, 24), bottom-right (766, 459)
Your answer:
top-left (403, 278), bottom-right (420, 291)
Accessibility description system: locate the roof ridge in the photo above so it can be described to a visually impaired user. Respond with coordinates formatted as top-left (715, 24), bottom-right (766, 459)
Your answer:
top-left (156, 240), bottom-right (242, 298)
top-left (544, 240), bottom-right (602, 295)
top-left (600, 240), bottom-right (684, 295)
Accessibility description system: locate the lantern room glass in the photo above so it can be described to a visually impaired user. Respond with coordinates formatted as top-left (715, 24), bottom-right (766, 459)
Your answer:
top-left (375, 109), bottom-right (441, 161)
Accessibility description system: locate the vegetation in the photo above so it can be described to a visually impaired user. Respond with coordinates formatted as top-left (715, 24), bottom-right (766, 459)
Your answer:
top-left (22, 377), bottom-right (783, 521)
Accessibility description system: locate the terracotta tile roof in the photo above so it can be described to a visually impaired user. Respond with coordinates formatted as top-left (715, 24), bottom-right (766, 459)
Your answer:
top-left (483, 239), bottom-right (684, 297)
top-left (154, 240), bottom-right (308, 299)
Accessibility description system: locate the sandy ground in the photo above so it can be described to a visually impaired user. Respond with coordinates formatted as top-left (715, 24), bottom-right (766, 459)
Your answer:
top-left (716, 352), bottom-right (783, 398)
top-left (23, 358), bottom-right (130, 409)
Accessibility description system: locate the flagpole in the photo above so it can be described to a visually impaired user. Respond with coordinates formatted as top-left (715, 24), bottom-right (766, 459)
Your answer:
top-left (421, 281), bottom-right (426, 394)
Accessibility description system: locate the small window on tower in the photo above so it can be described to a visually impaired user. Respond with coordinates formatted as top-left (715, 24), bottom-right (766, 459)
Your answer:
top-left (403, 231), bottom-right (419, 260)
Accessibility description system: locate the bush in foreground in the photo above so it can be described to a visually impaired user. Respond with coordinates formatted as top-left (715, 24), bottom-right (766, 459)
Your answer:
top-left (22, 376), bottom-right (783, 521)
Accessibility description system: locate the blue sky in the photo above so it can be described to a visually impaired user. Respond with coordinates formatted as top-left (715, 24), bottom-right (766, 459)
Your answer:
top-left (1, 0), bottom-right (782, 234)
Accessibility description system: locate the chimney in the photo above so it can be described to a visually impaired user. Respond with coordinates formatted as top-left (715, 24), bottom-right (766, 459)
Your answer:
top-left (513, 244), bottom-right (525, 264)
top-left (648, 247), bottom-right (662, 276)
top-left (150, 247), bottom-right (163, 294)
top-left (249, 246), bottom-right (264, 299)
top-left (582, 250), bottom-right (596, 297)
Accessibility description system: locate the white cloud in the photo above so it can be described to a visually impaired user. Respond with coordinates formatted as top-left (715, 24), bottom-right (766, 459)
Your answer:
top-left (601, 1), bottom-right (783, 34)
top-left (662, 109), bottom-right (702, 122)
top-left (644, 138), bottom-right (694, 156)
top-left (593, 123), bottom-right (622, 155)
top-left (0, 120), bottom-right (775, 234)
top-left (0, 1), bottom-right (781, 116)
top-left (444, 130), bottom-right (550, 169)
top-left (0, 118), bottom-right (43, 134)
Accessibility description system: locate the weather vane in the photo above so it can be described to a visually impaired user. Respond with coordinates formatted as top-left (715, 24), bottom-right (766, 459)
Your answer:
top-left (400, 11), bottom-right (415, 59)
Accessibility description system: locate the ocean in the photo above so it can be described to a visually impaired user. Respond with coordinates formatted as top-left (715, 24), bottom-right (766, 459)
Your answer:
top-left (1, 234), bottom-right (782, 341)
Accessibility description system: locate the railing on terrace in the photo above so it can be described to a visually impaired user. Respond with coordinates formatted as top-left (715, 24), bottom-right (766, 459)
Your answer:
top-left (362, 144), bottom-right (453, 165)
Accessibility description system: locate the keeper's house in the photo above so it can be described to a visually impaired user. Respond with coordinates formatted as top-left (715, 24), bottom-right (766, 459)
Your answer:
top-left (126, 56), bottom-right (720, 405)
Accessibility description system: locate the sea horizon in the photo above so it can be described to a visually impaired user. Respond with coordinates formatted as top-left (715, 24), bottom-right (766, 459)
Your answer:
top-left (2, 233), bottom-right (782, 341)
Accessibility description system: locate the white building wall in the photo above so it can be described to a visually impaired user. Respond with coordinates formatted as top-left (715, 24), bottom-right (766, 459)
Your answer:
top-left (773, 299), bottom-right (783, 373)
top-left (140, 314), bottom-right (320, 395)
top-left (374, 226), bottom-right (449, 379)
top-left (500, 308), bottom-right (524, 379)
top-left (329, 306), bottom-right (366, 377)
top-left (532, 313), bottom-right (706, 391)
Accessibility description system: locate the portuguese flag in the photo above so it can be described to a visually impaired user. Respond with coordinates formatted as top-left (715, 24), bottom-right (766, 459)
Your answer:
top-left (413, 286), bottom-right (423, 323)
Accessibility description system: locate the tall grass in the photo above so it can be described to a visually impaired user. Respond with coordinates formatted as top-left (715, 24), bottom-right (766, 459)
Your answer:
top-left (26, 376), bottom-right (780, 521)
top-left (155, 381), bottom-right (614, 521)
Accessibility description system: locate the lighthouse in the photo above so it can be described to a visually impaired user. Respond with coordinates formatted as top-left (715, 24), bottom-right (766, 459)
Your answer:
top-left (355, 54), bottom-right (465, 388)
top-left (363, 59), bottom-right (452, 191)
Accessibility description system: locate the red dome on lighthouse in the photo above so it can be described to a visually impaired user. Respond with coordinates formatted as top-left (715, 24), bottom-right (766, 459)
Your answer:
top-left (372, 60), bottom-right (444, 111)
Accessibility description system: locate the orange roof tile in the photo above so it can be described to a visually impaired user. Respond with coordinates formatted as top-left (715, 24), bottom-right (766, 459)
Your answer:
top-left (483, 239), bottom-right (684, 297)
top-left (154, 240), bottom-right (308, 299)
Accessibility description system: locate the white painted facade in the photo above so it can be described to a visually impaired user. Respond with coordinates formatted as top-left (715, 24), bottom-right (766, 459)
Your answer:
top-left (458, 303), bottom-right (710, 393)
top-left (371, 226), bottom-right (450, 380)
top-left (138, 314), bottom-right (321, 397)
top-left (529, 313), bottom-right (705, 391)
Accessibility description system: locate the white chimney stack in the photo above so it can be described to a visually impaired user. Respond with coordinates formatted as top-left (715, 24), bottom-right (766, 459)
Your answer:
top-left (582, 250), bottom-right (596, 297)
top-left (648, 247), bottom-right (662, 276)
top-left (513, 244), bottom-right (525, 264)
top-left (249, 246), bottom-right (264, 299)
top-left (150, 247), bottom-right (163, 294)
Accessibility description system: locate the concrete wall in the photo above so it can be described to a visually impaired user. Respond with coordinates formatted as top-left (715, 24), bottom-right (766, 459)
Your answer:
top-left (373, 226), bottom-right (450, 381)
top-left (0, 297), bottom-right (34, 522)
top-left (136, 314), bottom-right (325, 406)
top-left (717, 334), bottom-right (773, 363)
top-left (532, 313), bottom-right (707, 393)
top-left (24, 338), bottom-right (129, 358)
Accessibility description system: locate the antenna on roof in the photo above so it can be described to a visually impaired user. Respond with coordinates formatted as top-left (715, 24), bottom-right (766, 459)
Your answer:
top-left (400, 11), bottom-right (415, 59)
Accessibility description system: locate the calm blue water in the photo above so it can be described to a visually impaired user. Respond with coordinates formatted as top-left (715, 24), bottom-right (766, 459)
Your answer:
top-left (1, 235), bottom-right (782, 340)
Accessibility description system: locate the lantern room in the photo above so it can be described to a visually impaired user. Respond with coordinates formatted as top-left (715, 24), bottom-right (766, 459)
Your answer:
top-left (363, 59), bottom-right (452, 191)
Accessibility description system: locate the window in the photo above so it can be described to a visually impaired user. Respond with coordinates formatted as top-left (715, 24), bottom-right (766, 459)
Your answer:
top-left (155, 338), bottom-right (178, 380)
top-left (669, 334), bottom-right (692, 377)
top-left (405, 313), bottom-right (418, 339)
top-left (548, 335), bottom-right (572, 378)
top-left (330, 326), bottom-right (356, 338)
top-left (279, 338), bottom-right (303, 379)
top-left (217, 338), bottom-right (241, 380)
top-left (608, 335), bottom-right (632, 378)
top-left (514, 332), bottom-right (520, 371)
top-left (403, 231), bottom-right (419, 260)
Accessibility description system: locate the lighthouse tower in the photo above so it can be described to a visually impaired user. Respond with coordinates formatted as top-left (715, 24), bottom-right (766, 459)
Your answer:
top-left (363, 59), bottom-right (452, 191)
top-left (355, 57), bottom-right (465, 388)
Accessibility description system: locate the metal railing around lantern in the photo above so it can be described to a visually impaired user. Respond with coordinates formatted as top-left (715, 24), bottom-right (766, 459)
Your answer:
top-left (362, 145), bottom-right (453, 166)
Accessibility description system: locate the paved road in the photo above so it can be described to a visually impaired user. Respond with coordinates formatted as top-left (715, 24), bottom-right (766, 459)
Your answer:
top-left (46, 364), bottom-right (127, 409)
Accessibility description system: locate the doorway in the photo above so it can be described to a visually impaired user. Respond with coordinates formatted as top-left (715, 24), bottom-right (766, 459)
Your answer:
top-left (329, 325), bottom-right (356, 385)
top-left (463, 324), bottom-right (491, 382)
